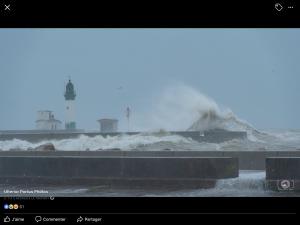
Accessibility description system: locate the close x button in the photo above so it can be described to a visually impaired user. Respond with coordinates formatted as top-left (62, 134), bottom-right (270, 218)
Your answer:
top-left (1, 2), bottom-right (14, 14)
top-left (5, 4), bottom-right (11, 11)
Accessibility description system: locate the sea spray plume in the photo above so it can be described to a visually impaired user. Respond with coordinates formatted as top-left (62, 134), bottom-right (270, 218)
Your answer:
top-left (187, 108), bottom-right (224, 132)
top-left (138, 84), bottom-right (221, 131)
top-left (147, 84), bottom-right (267, 141)
top-left (134, 84), bottom-right (259, 134)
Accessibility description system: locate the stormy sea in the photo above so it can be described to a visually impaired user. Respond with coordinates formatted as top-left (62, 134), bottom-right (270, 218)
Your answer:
top-left (1, 86), bottom-right (299, 197)
top-left (1, 128), bottom-right (300, 197)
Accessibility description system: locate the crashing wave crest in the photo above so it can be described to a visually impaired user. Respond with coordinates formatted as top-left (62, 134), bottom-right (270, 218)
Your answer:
top-left (0, 133), bottom-right (194, 151)
top-left (186, 107), bottom-right (265, 142)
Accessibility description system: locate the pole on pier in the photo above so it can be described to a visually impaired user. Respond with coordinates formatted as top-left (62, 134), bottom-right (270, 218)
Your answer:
top-left (126, 106), bottom-right (131, 132)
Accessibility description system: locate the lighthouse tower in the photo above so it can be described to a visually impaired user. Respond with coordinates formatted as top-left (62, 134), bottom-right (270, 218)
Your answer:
top-left (64, 79), bottom-right (76, 130)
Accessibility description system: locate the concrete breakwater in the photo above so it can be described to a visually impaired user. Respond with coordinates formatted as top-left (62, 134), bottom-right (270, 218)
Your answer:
top-left (0, 130), bottom-right (247, 143)
top-left (1, 150), bottom-right (300, 170)
top-left (2, 151), bottom-right (300, 191)
top-left (0, 156), bottom-right (238, 189)
top-left (266, 157), bottom-right (300, 191)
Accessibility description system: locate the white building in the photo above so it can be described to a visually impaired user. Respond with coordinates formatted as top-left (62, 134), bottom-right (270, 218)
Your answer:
top-left (98, 119), bottom-right (118, 133)
top-left (36, 110), bottom-right (62, 130)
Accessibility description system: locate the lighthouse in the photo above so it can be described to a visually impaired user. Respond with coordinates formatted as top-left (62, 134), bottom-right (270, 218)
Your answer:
top-left (64, 79), bottom-right (76, 130)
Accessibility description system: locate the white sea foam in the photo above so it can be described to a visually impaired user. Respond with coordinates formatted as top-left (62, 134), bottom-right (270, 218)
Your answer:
top-left (144, 171), bottom-right (268, 197)
top-left (0, 139), bottom-right (37, 151)
top-left (215, 171), bottom-right (266, 191)
top-left (265, 130), bottom-right (300, 142)
top-left (0, 134), bottom-right (194, 151)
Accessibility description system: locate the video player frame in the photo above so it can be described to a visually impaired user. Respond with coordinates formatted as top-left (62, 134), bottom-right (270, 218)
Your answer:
top-left (0, 0), bottom-right (299, 220)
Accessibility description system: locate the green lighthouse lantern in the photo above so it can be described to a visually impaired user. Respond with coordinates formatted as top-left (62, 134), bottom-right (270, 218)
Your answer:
top-left (64, 80), bottom-right (76, 100)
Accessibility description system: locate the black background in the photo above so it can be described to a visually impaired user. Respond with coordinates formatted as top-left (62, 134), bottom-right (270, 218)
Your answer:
top-left (2, 197), bottom-right (298, 213)
top-left (1, 197), bottom-right (299, 223)
top-left (0, 0), bottom-right (299, 27)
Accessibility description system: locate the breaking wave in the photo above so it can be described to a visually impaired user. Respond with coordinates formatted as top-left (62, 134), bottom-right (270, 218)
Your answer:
top-left (153, 84), bottom-right (264, 142)
top-left (188, 108), bottom-right (267, 142)
top-left (0, 133), bottom-right (194, 151)
top-left (133, 84), bottom-right (264, 142)
top-left (147, 84), bottom-right (299, 146)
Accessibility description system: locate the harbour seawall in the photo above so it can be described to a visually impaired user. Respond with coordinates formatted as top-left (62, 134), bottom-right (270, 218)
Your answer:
top-left (1, 150), bottom-right (300, 170)
top-left (0, 156), bottom-right (238, 188)
top-left (266, 157), bottom-right (300, 191)
top-left (2, 151), bottom-right (300, 191)
top-left (0, 130), bottom-right (247, 143)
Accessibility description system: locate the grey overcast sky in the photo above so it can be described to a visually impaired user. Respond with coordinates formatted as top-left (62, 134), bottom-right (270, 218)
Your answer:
top-left (0, 29), bottom-right (299, 131)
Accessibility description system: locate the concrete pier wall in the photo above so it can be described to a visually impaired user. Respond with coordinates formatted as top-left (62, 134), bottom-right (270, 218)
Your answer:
top-left (266, 157), bottom-right (300, 191)
top-left (1, 150), bottom-right (300, 170)
top-left (200, 130), bottom-right (247, 143)
top-left (0, 156), bottom-right (238, 188)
